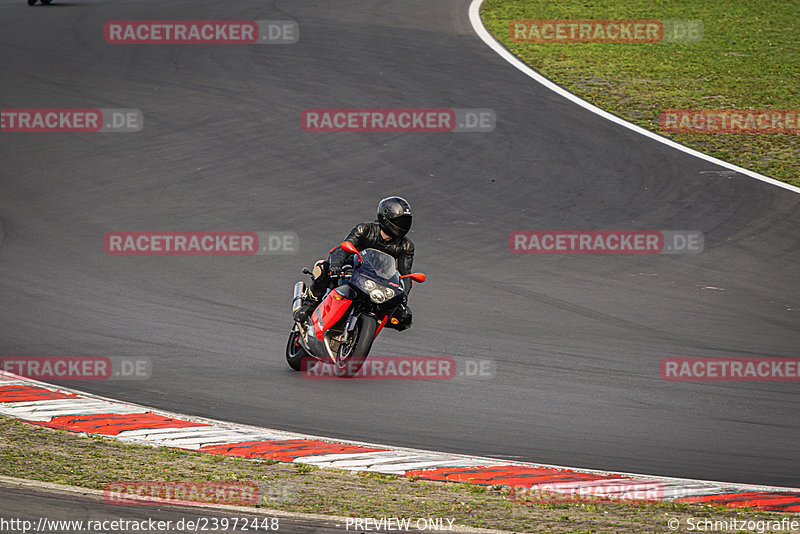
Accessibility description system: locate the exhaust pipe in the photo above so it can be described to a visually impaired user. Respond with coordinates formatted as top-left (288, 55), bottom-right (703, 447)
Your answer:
top-left (291, 281), bottom-right (306, 315)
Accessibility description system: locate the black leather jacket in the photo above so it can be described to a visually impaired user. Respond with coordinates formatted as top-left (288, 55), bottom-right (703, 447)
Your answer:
top-left (329, 222), bottom-right (415, 276)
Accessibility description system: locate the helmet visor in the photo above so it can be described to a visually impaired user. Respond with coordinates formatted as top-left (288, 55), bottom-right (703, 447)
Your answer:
top-left (387, 214), bottom-right (412, 236)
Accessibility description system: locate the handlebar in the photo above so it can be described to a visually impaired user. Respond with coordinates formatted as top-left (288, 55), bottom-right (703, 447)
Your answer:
top-left (331, 265), bottom-right (353, 279)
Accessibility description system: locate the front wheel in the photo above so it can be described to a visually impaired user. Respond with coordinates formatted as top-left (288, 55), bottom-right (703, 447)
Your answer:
top-left (28, 0), bottom-right (38, 5)
top-left (285, 330), bottom-right (310, 371)
top-left (335, 315), bottom-right (377, 378)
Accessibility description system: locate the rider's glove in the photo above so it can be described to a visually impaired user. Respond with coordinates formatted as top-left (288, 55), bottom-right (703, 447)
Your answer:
top-left (329, 264), bottom-right (343, 277)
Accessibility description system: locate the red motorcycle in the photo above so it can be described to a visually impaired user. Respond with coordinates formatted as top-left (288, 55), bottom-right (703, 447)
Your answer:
top-left (286, 241), bottom-right (425, 377)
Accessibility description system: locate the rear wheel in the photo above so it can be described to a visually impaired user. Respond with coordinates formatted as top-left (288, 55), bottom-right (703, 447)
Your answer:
top-left (28, 0), bottom-right (38, 5)
top-left (335, 315), bottom-right (377, 378)
top-left (285, 330), bottom-right (310, 371)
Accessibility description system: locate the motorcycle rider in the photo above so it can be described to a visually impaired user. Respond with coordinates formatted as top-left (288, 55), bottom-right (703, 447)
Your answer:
top-left (293, 196), bottom-right (415, 330)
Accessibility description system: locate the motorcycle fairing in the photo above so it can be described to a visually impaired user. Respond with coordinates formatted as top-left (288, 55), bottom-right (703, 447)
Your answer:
top-left (312, 289), bottom-right (352, 341)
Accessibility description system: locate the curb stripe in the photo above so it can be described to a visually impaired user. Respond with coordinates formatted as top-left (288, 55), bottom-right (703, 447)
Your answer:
top-left (676, 493), bottom-right (800, 511)
top-left (34, 413), bottom-right (210, 435)
top-left (406, 466), bottom-right (615, 485)
top-left (0, 386), bottom-right (79, 403)
top-left (297, 453), bottom-right (500, 473)
top-left (1, 376), bottom-right (798, 513)
top-left (0, 399), bottom-right (145, 421)
top-left (200, 440), bottom-right (387, 461)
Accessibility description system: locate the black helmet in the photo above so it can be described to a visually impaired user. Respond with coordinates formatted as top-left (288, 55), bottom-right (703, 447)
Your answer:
top-left (377, 196), bottom-right (412, 239)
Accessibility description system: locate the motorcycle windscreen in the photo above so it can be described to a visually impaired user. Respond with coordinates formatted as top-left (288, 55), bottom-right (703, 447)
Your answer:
top-left (312, 290), bottom-right (352, 340)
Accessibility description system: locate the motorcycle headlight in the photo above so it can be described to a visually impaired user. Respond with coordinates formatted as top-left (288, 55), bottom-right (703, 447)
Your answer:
top-left (363, 280), bottom-right (376, 291)
top-left (384, 288), bottom-right (394, 299)
top-left (370, 289), bottom-right (386, 303)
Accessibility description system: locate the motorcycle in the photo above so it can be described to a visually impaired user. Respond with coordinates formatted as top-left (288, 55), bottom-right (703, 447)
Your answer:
top-left (286, 241), bottom-right (425, 377)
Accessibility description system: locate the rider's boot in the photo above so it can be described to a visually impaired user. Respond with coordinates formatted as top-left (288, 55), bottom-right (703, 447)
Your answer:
top-left (293, 290), bottom-right (322, 324)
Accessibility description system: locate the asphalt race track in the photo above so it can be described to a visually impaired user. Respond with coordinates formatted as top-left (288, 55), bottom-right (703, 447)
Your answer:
top-left (0, 479), bottom-right (351, 534)
top-left (0, 0), bottom-right (798, 488)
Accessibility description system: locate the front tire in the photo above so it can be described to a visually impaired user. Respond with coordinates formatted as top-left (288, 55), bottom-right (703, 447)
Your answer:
top-left (335, 315), bottom-right (377, 378)
top-left (285, 330), bottom-right (310, 371)
top-left (28, 0), bottom-right (38, 5)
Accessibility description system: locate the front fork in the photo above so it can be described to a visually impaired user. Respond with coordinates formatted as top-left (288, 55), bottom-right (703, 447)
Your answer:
top-left (339, 312), bottom-right (360, 349)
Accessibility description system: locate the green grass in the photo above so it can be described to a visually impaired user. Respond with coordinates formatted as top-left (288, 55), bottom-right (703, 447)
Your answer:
top-left (1, 416), bottom-right (797, 533)
top-left (481, 0), bottom-right (799, 186)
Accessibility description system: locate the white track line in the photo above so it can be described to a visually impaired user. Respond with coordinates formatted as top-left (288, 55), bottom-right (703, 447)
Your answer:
top-left (467, 0), bottom-right (800, 195)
